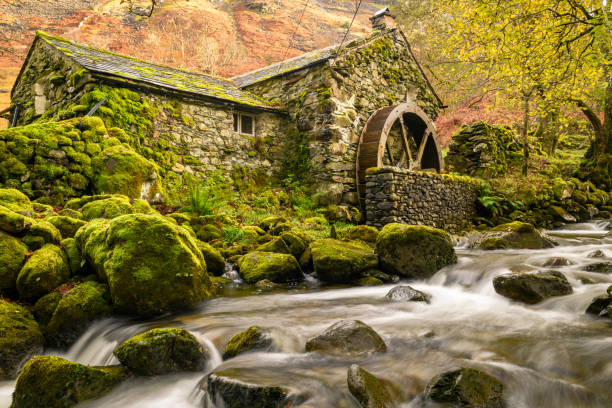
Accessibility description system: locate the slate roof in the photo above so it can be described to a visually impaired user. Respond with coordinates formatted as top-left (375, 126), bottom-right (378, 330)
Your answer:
top-left (36, 32), bottom-right (279, 111)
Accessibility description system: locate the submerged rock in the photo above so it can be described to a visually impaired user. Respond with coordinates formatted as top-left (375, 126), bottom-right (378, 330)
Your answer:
top-left (114, 328), bottom-right (207, 376)
top-left (583, 262), bottom-right (612, 274)
top-left (0, 232), bottom-right (28, 296)
top-left (376, 223), bottom-right (456, 279)
top-left (587, 250), bottom-right (605, 258)
top-left (543, 257), bottom-right (572, 267)
top-left (11, 355), bottom-right (128, 408)
top-left (493, 270), bottom-right (573, 304)
top-left (475, 222), bottom-right (556, 250)
top-left (16, 244), bottom-right (70, 302)
top-left (223, 326), bottom-right (274, 359)
top-left (76, 214), bottom-right (212, 316)
top-left (386, 285), bottom-right (431, 303)
top-left (237, 252), bottom-right (302, 284)
top-left (347, 364), bottom-right (401, 408)
top-left (424, 367), bottom-right (504, 408)
top-left (308, 239), bottom-right (378, 283)
top-left (0, 300), bottom-right (44, 380)
top-left (305, 320), bottom-right (386, 357)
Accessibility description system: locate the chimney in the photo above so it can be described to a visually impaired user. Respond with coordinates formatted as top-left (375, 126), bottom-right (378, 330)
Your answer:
top-left (370, 7), bottom-right (396, 32)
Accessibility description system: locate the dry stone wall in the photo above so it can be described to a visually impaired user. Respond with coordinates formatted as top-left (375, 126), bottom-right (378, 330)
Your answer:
top-left (365, 167), bottom-right (481, 233)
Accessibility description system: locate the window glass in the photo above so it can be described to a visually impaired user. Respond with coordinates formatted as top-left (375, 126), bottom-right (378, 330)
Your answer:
top-left (241, 115), bottom-right (254, 135)
top-left (233, 113), bottom-right (239, 132)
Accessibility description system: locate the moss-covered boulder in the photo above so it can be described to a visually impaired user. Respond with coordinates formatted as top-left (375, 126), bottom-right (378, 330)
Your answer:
top-left (493, 271), bottom-right (573, 304)
top-left (32, 292), bottom-right (62, 331)
top-left (76, 214), bottom-right (212, 316)
top-left (197, 240), bottom-right (225, 277)
top-left (476, 222), bottom-right (556, 250)
top-left (0, 189), bottom-right (33, 212)
top-left (307, 239), bottom-right (378, 284)
top-left (45, 282), bottom-right (112, 348)
top-left (45, 216), bottom-right (87, 239)
top-left (424, 367), bottom-right (504, 408)
top-left (345, 225), bottom-right (379, 244)
top-left (81, 196), bottom-right (134, 220)
top-left (223, 326), bottom-right (274, 359)
top-left (16, 244), bottom-right (70, 302)
top-left (21, 219), bottom-right (61, 250)
top-left (196, 224), bottom-right (223, 242)
top-left (237, 252), bottom-right (302, 284)
top-left (0, 205), bottom-right (28, 234)
top-left (376, 224), bottom-right (457, 279)
top-left (279, 231), bottom-right (307, 258)
top-left (259, 216), bottom-right (289, 231)
top-left (305, 320), bottom-right (387, 357)
top-left (386, 285), bottom-right (431, 303)
top-left (60, 238), bottom-right (82, 275)
top-left (255, 237), bottom-right (290, 254)
top-left (114, 328), bottom-right (207, 376)
top-left (0, 300), bottom-right (44, 380)
top-left (10, 356), bottom-right (128, 408)
top-left (92, 144), bottom-right (164, 203)
top-left (0, 232), bottom-right (28, 296)
top-left (347, 364), bottom-right (401, 408)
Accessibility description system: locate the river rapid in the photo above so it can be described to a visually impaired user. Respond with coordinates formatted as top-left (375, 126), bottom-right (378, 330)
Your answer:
top-left (1, 220), bottom-right (611, 407)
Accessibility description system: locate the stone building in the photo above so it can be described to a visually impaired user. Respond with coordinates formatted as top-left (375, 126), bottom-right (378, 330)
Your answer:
top-left (9, 8), bottom-right (463, 221)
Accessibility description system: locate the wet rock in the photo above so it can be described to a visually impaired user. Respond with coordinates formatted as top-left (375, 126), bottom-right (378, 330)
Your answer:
top-left (476, 222), bottom-right (556, 250)
top-left (493, 270), bottom-right (573, 304)
top-left (255, 279), bottom-right (280, 289)
top-left (237, 252), bottom-right (303, 284)
top-left (583, 262), bottom-right (612, 274)
top-left (376, 223), bottom-right (457, 279)
top-left (347, 364), bottom-right (401, 408)
top-left (0, 232), bottom-right (28, 296)
top-left (386, 285), bottom-right (431, 303)
top-left (587, 249), bottom-right (605, 258)
top-left (206, 369), bottom-right (297, 408)
top-left (0, 300), bottom-right (44, 380)
top-left (16, 244), bottom-right (71, 302)
top-left (424, 367), bottom-right (504, 408)
top-left (345, 225), bottom-right (379, 244)
top-left (11, 355), bottom-right (128, 408)
top-left (75, 214), bottom-right (212, 316)
top-left (223, 326), bottom-right (274, 359)
top-left (543, 257), bottom-right (572, 267)
top-left (549, 205), bottom-right (577, 223)
top-left (114, 328), bottom-right (207, 376)
top-left (585, 294), bottom-right (611, 316)
top-left (305, 320), bottom-right (386, 357)
top-left (197, 240), bottom-right (225, 276)
top-left (308, 238), bottom-right (378, 283)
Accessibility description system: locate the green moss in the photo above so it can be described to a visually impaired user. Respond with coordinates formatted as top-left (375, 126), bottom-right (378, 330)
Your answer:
top-left (237, 251), bottom-right (302, 284)
top-left (114, 328), bottom-right (206, 375)
top-left (223, 326), bottom-right (273, 359)
top-left (347, 364), bottom-right (402, 408)
top-left (11, 355), bottom-right (128, 408)
top-left (197, 240), bottom-right (225, 276)
top-left (309, 239), bottom-right (378, 283)
top-left (45, 215), bottom-right (87, 239)
top-left (81, 196), bottom-right (134, 220)
top-left (477, 222), bottom-right (556, 250)
top-left (0, 188), bottom-right (33, 212)
top-left (33, 292), bottom-right (62, 331)
top-left (0, 232), bottom-right (28, 296)
top-left (17, 244), bottom-right (71, 302)
top-left (344, 225), bottom-right (379, 243)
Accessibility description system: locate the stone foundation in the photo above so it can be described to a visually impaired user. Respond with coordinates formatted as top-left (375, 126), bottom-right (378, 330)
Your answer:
top-left (365, 168), bottom-right (481, 233)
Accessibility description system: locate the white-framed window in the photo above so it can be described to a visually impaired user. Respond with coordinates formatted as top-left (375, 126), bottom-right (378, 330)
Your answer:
top-left (233, 113), bottom-right (255, 136)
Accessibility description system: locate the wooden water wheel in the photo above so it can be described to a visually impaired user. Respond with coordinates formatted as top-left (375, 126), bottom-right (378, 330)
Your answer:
top-left (356, 102), bottom-right (443, 208)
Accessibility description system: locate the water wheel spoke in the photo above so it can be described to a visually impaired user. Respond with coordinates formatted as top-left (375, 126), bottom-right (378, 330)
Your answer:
top-left (385, 140), bottom-right (395, 164)
top-left (399, 116), bottom-right (414, 167)
top-left (416, 132), bottom-right (431, 169)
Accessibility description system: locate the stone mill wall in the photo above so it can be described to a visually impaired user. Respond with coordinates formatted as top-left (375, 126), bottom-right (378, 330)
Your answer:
top-left (365, 167), bottom-right (481, 233)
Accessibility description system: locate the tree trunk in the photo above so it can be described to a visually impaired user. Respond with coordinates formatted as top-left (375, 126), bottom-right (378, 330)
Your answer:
top-left (521, 95), bottom-right (530, 176)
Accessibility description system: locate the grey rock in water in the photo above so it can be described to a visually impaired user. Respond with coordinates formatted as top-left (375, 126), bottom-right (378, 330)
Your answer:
top-left (424, 367), bottom-right (504, 408)
top-left (305, 320), bottom-right (387, 357)
top-left (386, 285), bottom-right (431, 303)
top-left (347, 364), bottom-right (401, 408)
top-left (583, 262), bottom-right (612, 274)
top-left (493, 270), bottom-right (573, 304)
top-left (585, 294), bottom-right (611, 317)
top-left (587, 249), bottom-right (606, 258)
top-left (542, 257), bottom-right (572, 267)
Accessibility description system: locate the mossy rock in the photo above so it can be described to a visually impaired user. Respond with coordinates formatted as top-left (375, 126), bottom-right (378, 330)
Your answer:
top-left (21, 218), bottom-right (62, 250)
top-left (279, 231), bottom-right (307, 258)
top-left (32, 292), bottom-right (62, 331)
top-left (583, 262), bottom-right (612, 274)
top-left (493, 270), bottom-right (573, 304)
top-left (345, 225), bottom-right (379, 244)
top-left (548, 206), bottom-right (577, 223)
top-left (309, 239), bottom-right (378, 284)
top-left (17, 244), bottom-right (70, 302)
top-left (255, 236), bottom-right (290, 254)
top-left (0, 300), bottom-right (44, 380)
top-left (92, 144), bottom-right (164, 203)
top-left (0, 205), bottom-right (28, 234)
top-left (45, 215), bottom-right (87, 239)
top-left (241, 225), bottom-right (267, 242)
top-left (476, 222), bottom-right (557, 250)
top-left (64, 194), bottom-right (114, 210)
top-left (223, 326), bottom-right (274, 359)
top-left (0, 189), bottom-right (33, 212)
top-left (305, 320), bottom-right (387, 357)
top-left (196, 223), bottom-right (223, 242)
top-left (197, 240), bottom-right (226, 276)
top-left (376, 224), bottom-right (457, 279)
top-left (425, 367), bottom-right (504, 408)
top-left (114, 328), bottom-right (207, 376)
top-left (10, 356), bottom-right (128, 408)
top-left (76, 214), bottom-right (212, 316)
top-left (45, 282), bottom-right (112, 348)
top-left (166, 212), bottom-right (191, 225)
top-left (81, 196), bottom-right (134, 220)
top-left (237, 252), bottom-right (303, 284)
top-left (60, 238), bottom-right (82, 275)
top-left (259, 216), bottom-right (289, 231)
top-left (355, 276), bottom-right (384, 286)
top-left (270, 222), bottom-right (292, 236)
top-left (0, 232), bottom-right (28, 296)
top-left (347, 364), bottom-right (401, 408)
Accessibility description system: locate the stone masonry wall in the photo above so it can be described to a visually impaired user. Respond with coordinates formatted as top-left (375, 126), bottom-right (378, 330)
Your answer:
top-left (365, 167), bottom-right (481, 233)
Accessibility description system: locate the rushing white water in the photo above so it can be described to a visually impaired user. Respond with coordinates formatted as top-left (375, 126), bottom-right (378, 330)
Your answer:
top-left (1, 220), bottom-right (611, 407)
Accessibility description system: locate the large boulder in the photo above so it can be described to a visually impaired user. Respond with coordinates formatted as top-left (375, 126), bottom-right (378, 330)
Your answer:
top-left (376, 224), bottom-right (457, 279)
top-left (16, 244), bottom-right (70, 302)
top-left (45, 216), bottom-right (87, 239)
top-left (81, 196), bottom-right (133, 220)
top-left (0, 300), bottom-right (44, 380)
top-left (223, 326), bottom-right (274, 359)
top-left (475, 222), bottom-right (556, 250)
top-left (114, 328), bottom-right (207, 376)
top-left (45, 282), bottom-right (112, 348)
top-left (0, 232), bottom-right (28, 296)
top-left (493, 271), bottom-right (573, 304)
top-left (386, 285), bottom-right (431, 303)
top-left (0, 205), bottom-right (28, 235)
top-left (424, 367), bottom-right (504, 408)
top-left (0, 189), bottom-right (33, 212)
top-left (308, 239), bottom-right (378, 283)
top-left (237, 252), bottom-right (302, 284)
top-left (76, 214), bottom-right (212, 316)
top-left (345, 225), bottom-right (379, 244)
top-left (20, 219), bottom-right (61, 250)
top-left (347, 364), bottom-right (401, 408)
top-left (305, 320), bottom-right (387, 357)
top-left (10, 356), bottom-right (128, 408)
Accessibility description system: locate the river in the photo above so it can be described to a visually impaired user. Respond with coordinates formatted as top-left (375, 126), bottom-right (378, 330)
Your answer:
top-left (1, 220), bottom-right (611, 407)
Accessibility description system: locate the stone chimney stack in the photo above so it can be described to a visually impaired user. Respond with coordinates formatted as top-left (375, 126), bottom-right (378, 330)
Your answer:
top-left (370, 7), bottom-right (396, 32)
